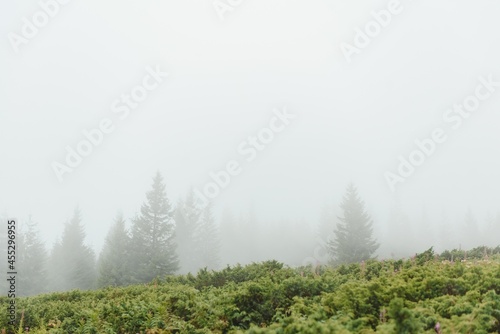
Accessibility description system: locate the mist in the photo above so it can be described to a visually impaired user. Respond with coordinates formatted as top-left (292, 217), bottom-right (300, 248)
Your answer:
top-left (1, 0), bottom-right (500, 294)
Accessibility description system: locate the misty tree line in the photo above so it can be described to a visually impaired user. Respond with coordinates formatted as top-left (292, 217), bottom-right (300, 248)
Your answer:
top-left (1, 172), bottom-right (220, 296)
top-left (1, 174), bottom-right (377, 296)
top-left (2, 173), bottom-right (500, 296)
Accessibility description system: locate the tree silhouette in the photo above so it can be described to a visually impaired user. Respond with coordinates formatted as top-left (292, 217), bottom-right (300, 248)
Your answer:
top-left (328, 184), bottom-right (379, 265)
top-left (98, 212), bottom-right (132, 287)
top-left (130, 171), bottom-right (179, 283)
top-left (17, 216), bottom-right (47, 296)
top-left (193, 202), bottom-right (221, 270)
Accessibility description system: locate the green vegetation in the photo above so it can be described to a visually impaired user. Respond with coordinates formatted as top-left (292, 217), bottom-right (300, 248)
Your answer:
top-left (1, 248), bottom-right (500, 333)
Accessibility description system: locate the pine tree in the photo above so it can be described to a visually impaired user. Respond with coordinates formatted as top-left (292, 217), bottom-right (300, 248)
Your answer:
top-left (174, 188), bottom-right (201, 274)
top-left (49, 208), bottom-right (96, 291)
top-left (193, 203), bottom-right (220, 270)
top-left (130, 172), bottom-right (179, 283)
top-left (98, 212), bottom-right (132, 287)
top-left (17, 216), bottom-right (48, 296)
top-left (328, 184), bottom-right (379, 265)
top-left (47, 238), bottom-right (64, 292)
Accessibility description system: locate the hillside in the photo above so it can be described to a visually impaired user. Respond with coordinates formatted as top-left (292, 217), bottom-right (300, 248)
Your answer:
top-left (1, 248), bottom-right (500, 333)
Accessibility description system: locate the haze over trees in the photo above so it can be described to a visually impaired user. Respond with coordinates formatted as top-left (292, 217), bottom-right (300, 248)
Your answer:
top-left (98, 212), bottom-right (131, 287)
top-left (192, 203), bottom-right (220, 270)
top-left (47, 208), bottom-right (97, 292)
top-left (17, 216), bottom-right (47, 296)
top-left (174, 188), bottom-right (202, 274)
top-left (7, 172), bottom-right (500, 295)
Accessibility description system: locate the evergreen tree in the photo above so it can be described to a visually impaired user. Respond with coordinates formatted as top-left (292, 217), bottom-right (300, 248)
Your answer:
top-left (98, 212), bottom-right (132, 287)
top-left (328, 184), bottom-right (379, 265)
top-left (130, 172), bottom-right (179, 283)
top-left (174, 188), bottom-right (201, 274)
top-left (47, 208), bottom-right (96, 292)
top-left (17, 216), bottom-right (47, 296)
top-left (193, 203), bottom-right (220, 270)
top-left (47, 237), bottom-right (64, 292)
top-left (388, 298), bottom-right (421, 333)
top-left (59, 208), bottom-right (97, 290)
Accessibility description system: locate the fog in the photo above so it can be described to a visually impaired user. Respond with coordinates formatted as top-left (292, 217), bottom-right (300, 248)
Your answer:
top-left (1, 0), bottom-right (500, 278)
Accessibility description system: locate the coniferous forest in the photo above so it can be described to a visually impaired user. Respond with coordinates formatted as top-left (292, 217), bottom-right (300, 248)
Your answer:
top-left (1, 172), bottom-right (500, 333)
top-left (4, 0), bottom-right (500, 332)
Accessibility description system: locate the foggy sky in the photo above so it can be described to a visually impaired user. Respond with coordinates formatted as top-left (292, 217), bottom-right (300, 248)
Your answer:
top-left (1, 0), bottom-right (500, 256)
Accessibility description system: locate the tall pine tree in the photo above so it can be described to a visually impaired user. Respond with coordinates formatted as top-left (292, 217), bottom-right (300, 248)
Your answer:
top-left (98, 212), bottom-right (131, 287)
top-left (174, 188), bottom-right (201, 274)
top-left (130, 172), bottom-right (179, 283)
top-left (18, 216), bottom-right (48, 296)
top-left (47, 237), bottom-right (64, 292)
top-left (193, 202), bottom-right (220, 270)
top-left (49, 208), bottom-right (96, 291)
top-left (328, 184), bottom-right (379, 265)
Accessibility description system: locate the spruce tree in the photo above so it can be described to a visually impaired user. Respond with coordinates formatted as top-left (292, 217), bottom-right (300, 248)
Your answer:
top-left (193, 203), bottom-right (221, 270)
top-left (98, 212), bottom-right (131, 287)
top-left (328, 184), bottom-right (379, 265)
top-left (174, 188), bottom-right (201, 273)
top-left (55, 208), bottom-right (97, 291)
top-left (47, 238), bottom-right (64, 292)
top-left (130, 172), bottom-right (179, 283)
top-left (17, 216), bottom-right (48, 296)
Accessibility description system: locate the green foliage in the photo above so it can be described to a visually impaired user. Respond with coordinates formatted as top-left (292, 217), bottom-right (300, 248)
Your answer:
top-left (2, 253), bottom-right (500, 333)
top-left (388, 298), bottom-right (420, 333)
